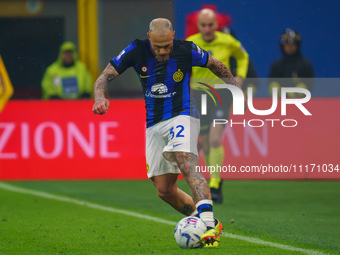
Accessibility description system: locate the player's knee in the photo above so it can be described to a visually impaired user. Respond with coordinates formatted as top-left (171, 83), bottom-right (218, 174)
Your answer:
top-left (156, 185), bottom-right (176, 200)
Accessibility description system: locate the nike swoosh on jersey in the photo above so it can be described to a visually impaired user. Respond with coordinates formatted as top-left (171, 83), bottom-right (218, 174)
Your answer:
top-left (173, 143), bottom-right (183, 148)
top-left (140, 74), bottom-right (150, 78)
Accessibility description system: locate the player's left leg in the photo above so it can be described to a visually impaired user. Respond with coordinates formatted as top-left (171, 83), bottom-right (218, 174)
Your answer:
top-left (151, 173), bottom-right (196, 216)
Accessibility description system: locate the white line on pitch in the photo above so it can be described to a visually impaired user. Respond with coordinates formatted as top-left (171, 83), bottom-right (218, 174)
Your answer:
top-left (0, 182), bottom-right (327, 255)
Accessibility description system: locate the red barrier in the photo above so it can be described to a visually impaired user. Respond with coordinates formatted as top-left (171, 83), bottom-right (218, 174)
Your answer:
top-left (201, 98), bottom-right (340, 179)
top-left (0, 100), bottom-right (146, 180)
top-left (0, 99), bottom-right (339, 180)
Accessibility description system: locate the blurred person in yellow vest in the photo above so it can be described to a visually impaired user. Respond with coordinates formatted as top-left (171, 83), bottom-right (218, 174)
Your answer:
top-left (41, 41), bottom-right (93, 99)
top-left (186, 8), bottom-right (249, 203)
top-left (0, 55), bottom-right (14, 112)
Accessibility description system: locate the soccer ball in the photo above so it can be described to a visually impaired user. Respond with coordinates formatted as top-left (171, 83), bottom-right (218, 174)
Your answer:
top-left (174, 216), bottom-right (207, 249)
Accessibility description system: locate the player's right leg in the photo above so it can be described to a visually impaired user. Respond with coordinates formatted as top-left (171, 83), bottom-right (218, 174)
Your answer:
top-left (146, 121), bottom-right (197, 216)
top-left (151, 173), bottom-right (196, 216)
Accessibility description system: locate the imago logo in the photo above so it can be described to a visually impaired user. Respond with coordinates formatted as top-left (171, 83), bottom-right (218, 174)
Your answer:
top-left (200, 84), bottom-right (312, 128)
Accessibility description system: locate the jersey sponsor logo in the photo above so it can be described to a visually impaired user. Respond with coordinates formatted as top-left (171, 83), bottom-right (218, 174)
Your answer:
top-left (173, 69), bottom-right (183, 82)
top-left (145, 91), bottom-right (176, 98)
top-left (151, 83), bottom-right (168, 94)
top-left (145, 83), bottom-right (176, 98)
top-left (145, 92), bottom-right (176, 98)
top-left (141, 66), bottom-right (148, 72)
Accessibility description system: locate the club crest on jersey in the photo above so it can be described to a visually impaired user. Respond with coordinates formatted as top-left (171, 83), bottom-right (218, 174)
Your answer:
top-left (141, 66), bottom-right (147, 72)
top-left (173, 69), bottom-right (183, 82)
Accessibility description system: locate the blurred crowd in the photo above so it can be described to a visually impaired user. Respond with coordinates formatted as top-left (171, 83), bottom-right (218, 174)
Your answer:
top-left (1, 5), bottom-right (314, 101)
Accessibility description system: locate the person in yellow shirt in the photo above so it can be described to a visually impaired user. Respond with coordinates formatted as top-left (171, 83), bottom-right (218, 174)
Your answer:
top-left (186, 8), bottom-right (249, 203)
top-left (41, 42), bottom-right (93, 99)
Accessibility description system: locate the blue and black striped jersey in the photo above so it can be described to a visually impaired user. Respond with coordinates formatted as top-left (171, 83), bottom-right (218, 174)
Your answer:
top-left (110, 39), bottom-right (208, 128)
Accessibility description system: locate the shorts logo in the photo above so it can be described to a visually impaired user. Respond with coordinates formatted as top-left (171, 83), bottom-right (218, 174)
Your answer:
top-left (146, 163), bottom-right (149, 173)
top-left (173, 69), bottom-right (183, 82)
top-left (141, 66), bottom-right (147, 72)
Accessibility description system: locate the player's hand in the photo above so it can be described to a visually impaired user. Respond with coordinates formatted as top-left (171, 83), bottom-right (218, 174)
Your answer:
top-left (92, 98), bottom-right (110, 115)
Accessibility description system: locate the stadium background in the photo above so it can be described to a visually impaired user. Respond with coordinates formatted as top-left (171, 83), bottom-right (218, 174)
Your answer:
top-left (0, 0), bottom-right (339, 180)
top-left (1, 0), bottom-right (340, 100)
top-left (0, 1), bottom-right (339, 254)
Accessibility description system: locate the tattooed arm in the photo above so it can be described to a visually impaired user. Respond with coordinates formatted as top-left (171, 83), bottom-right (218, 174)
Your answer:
top-left (206, 55), bottom-right (242, 90)
top-left (92, 63), bottom-right (119, 115)
top-left (206, 54), bottom-right (247, 105)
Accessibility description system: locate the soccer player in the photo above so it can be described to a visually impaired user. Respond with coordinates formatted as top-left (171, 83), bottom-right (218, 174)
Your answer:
top-left (92, 18), bottom-right (243, 247)
top-left (186, 9), bottom-right (249, 203)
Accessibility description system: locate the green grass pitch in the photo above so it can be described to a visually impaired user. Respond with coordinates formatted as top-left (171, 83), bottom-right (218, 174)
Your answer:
top-left (0, 180), bottom-right (339, 254)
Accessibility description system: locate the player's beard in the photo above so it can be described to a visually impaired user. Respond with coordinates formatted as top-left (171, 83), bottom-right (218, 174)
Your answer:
top-left (156, 47), bottom-right (173, 62)
top-left (156, 55), bottom-right (170, 62)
